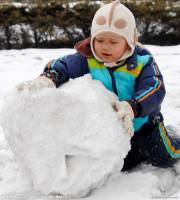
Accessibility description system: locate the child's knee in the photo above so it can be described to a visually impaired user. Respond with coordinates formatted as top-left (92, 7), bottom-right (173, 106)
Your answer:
top-left (136, 122), bottom-right (177, 168)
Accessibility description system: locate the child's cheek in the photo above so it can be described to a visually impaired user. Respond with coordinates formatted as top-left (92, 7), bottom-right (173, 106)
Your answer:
top-left (113, 48), bottom-right (121, 55)
top-left (94, 41), bottom-right (99, 52)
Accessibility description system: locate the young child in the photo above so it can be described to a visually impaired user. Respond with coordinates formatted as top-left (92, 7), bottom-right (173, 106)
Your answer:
top-left (19, 0), bottom-right (180, 171)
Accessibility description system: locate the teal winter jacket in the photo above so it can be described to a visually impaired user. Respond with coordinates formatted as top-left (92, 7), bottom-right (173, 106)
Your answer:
top-left (42, 39), bottom-right (166, 132)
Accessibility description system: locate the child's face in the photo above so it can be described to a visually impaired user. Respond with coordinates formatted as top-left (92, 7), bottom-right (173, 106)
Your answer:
top-left (93, 32), bottom-right (128, 63)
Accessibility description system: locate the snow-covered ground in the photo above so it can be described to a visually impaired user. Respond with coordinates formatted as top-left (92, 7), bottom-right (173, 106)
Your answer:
top-left (0, 45), bottom-right (180, 200)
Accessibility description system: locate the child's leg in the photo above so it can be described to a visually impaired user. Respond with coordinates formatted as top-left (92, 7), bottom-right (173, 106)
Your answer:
top-left (121, 133), bottom-right (147, 171)
top-left (122, 119), bottom-right (164, 171)
top-left (122, 114), bottom-right (180, 171)
top-left (136, 121), bottom-right (180, 168)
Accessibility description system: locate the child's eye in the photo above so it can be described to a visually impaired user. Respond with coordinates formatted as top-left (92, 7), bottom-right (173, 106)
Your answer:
top-left (96, 39), bottom-right (103, 43)
top-left (111, 41), bottom-right (118, 44)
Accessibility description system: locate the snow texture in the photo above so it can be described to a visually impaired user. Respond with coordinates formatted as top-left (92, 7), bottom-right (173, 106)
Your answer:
top-left (0, 46), bottom-right (180, 200)
top-left (0, 75), bottom-right (130, 198)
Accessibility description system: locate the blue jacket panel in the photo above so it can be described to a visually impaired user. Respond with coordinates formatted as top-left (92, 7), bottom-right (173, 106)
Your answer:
top-left (44, 53), bottom-right (89, 86)
top-left (134, 56), bottom-right (165, 117)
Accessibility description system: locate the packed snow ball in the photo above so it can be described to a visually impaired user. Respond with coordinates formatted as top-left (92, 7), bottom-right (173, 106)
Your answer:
top-left (0, 75), bottom-right (131, 198)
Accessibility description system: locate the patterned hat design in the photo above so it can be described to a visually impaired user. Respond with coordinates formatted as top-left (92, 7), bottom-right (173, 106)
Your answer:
top-left (90, 0), bottom-right (138, 63)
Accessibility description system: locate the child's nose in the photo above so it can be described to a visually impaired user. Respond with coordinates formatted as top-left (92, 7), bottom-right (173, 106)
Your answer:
top-left (101, 43), bottom-right (109, 50)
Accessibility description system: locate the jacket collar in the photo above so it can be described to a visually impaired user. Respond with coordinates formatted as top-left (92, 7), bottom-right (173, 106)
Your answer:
top-left (74, 37), bottom-right (92, 57)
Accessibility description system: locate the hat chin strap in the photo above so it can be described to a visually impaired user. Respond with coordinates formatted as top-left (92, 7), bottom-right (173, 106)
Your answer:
top-left (104, 59), bottom-right (126, 68)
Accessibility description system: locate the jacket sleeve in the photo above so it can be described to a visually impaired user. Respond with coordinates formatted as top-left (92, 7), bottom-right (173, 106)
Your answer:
top-left (129, 56), bottom-right (166, 117)
top-left (41, 52), bottom-right (89, 87)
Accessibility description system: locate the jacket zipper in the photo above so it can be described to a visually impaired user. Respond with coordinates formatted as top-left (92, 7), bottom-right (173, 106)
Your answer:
top-left (107, 68), bottom-right (118, 96)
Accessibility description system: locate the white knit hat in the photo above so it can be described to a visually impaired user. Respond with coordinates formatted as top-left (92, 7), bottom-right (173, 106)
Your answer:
top-left (90, 0), bottom-right (138, 64)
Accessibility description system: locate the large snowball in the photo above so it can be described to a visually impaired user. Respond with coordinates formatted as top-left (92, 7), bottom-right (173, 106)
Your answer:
top-left (0, 75), bottom-right (130, 197)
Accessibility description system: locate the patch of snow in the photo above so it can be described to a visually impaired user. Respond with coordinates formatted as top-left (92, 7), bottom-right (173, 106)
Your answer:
top-left (0, 46), bottom-right (180, 199)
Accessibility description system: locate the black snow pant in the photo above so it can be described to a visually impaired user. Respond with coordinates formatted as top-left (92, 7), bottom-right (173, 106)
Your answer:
top-left (122, 113), bottom-right (180, 171)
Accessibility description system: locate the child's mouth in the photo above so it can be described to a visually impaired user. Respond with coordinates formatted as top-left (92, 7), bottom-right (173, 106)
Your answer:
top-left (102, 53), bottom-right (112, 57)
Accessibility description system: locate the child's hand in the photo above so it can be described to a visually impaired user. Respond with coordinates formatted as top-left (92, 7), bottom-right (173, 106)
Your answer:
top-left (16, 76), bottom-right (55, 91)
top-left (111, 101), bottom-right (134, 137)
